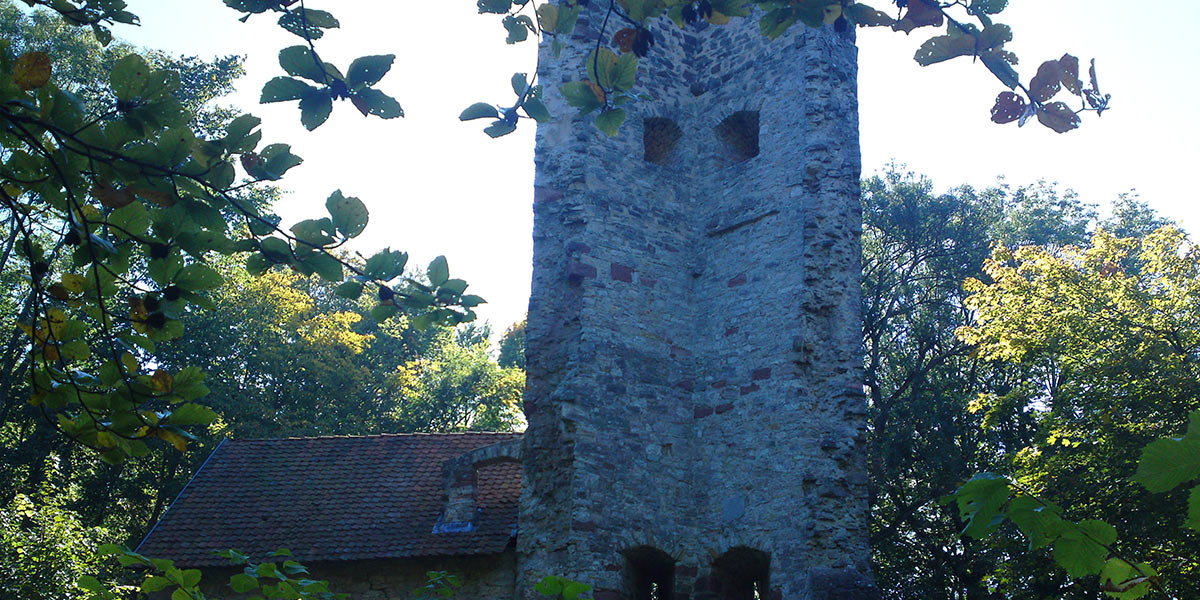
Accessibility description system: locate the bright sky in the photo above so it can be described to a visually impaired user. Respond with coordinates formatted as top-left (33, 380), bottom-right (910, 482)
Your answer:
top-left (105, 0), bottom-right (1199, 333)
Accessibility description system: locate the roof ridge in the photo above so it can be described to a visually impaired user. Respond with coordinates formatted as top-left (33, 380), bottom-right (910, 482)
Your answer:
top-left (229, 431), bottom-right (524, 443)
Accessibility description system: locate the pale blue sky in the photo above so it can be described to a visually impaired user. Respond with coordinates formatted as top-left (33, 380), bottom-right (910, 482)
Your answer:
top-left (104, 1), bottom-right (1199, 332)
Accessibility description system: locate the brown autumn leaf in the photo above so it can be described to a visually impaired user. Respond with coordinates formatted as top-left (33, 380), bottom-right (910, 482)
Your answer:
top-left (131, 186), bottom-right (175, 207)
top-left (893, 0), bottom-right (943, 34)
top-left (990, 91), bottom-right (1026, 123)
top-left (151, 369), bottom-right (174, 394)
top-left (585, 80), bottom-right (606, 105)
top-left (1029, 59), bottom-right (1063, 103)
top-left (93, 179), bottom-right (135, 209)
top-left (613, 28), bottom-right (637, 53)
top-left (13, 51), bottom-right (52, 90)
top-left (1037, 101), bottom-right (1081, 133)
top-left (1058, 53), bottom-right (1082, 96)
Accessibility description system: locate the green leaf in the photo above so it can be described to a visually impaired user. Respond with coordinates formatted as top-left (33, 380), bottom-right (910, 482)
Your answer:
top-left (980, 50), bottom-right (1020, 89)
top-left (522, 97), bottom-right (552, 123)
top-left (78, 575), bottom-right (104, 592)
top-left (427, 256), bottom-right (449, 286)
top-left (180, 569), bottom-right (202, 588)
top-left (354, 88), bottom-right (404, 119)
top-left (511, 72), bottom-right (528, 96)
top-left (165, 403), bottom-right (218, 426)
top-left (299, 88), bottom-right (334, 131)
top-left (484, 120), bottom-right (517, 138)
top-left (477, 0), bottom-right (511, 14)
top-left (1005, 495), bottom-right (1063, 550)
top-left (230, 573), bottom-right (259, 593)
top-left (325, 190), bottom-right (369, 238)
top-left (290, 218), bottom-right (336, 246)
top-left (440, 278), bottom-right (468, 295)
top-left (175, 264), bottom-right (223, 291)
top-left (560, 81), bottom-right (603, 115)
top-left (948, 473), bottom-right (1010, 538)
top-left (612, 53), bottom-right (638, 92)
top-left (1100, 559), bottom-right (1156, 600)
top-left (226, 113), bottom-right (261, 138)
top-left (277, 8), bottom-right (339, 39)
top-left (595, 108), bottom-right (627, 137)
top-left (260, 143), bottom-right (304, 178)
top-left (586, 48), bottom-right (620, 88)
top-left (363, 249), bottom-right (407, 280)
top-left (346, 54), bottom-right (395, 90)
top-left (458, 103), bottom-right (496, 121)
top-left (158, 127), bottom-right (196, 165)
top-left (278, 45), bottom-right (326, 83)
top-left (914, 34), bottom-right (978, 66)
top-left (303, 253), bottom-right (344, 282)
top-left (1052, 520), bottom-right (1115, 578)
top-left (370, 303), bottom-right (399, 322)
top-left (259, 237), bottom-right (294, 263)
top-left (110, 54), bottom-right (151, 101)
top-left (335, 281), bottom-right (364, 299)
top-left (261, 76), bottom-right (317, 103)
top-left (1132, 436), bottom-right (1200, 493)
top-left (845, 3), bottom-right (895, 27)
top-left (1188, 485), bottom-right (1200, 532)
top-left (460, 103), bottom-right (500, 121)
top-left (969, 0), bottom-right (1008, 15)
top-left (502, 15), bottom-right (534, 43)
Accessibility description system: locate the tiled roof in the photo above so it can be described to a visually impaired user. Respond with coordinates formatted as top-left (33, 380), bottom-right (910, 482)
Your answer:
top-left (137, 432), bottom-right (523, 566)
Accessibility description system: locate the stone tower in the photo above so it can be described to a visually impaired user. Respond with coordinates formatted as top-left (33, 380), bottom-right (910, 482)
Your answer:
top-left (519, 5), bottom-right (875, 599)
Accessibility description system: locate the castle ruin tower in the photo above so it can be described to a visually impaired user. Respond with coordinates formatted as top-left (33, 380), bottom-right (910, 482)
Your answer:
top-left (519, 5), bottom-right (876, 599)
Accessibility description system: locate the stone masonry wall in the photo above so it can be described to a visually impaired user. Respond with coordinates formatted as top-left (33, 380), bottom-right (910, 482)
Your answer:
top-left (195, 552), bottom-right (516, 599)
top-left (520, 4), bottom-right (874, 599)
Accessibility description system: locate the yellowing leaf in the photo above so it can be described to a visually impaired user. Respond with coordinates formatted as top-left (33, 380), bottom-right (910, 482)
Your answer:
top-left (61, 273), bottom-right (86, 293)
top-left (120, 352), bottom-right (139, 375)
top-left (153, 427), bottom-right (189, 451)
top-left (823, 4), bottom-right (843, 24)
top-left (46, 308), bottom-right (68, 337)
top-left (151, 370), bottom-right (174, 394)
top-left (13, 51), bottom-right (51, 90)
top-left (536, 3), bottom-right (558, 32)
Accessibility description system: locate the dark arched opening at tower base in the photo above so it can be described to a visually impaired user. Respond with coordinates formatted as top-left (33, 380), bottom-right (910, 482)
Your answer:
top-left (713, 546), bottom-right (770, 600)
top-left (623, 545), bottom-right (675, 600)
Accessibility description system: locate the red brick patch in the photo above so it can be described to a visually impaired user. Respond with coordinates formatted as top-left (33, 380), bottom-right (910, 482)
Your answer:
top-left (567, 262), bottom-right (597, 284)
top-left (727, 273), bottom-right (748, 287)
top-left (751, 367), bottom-right (771, 380)
top-left (534, 186), bottom-right (563, 203)
top-left (740, 383), bottom-right (760, 395)
top-left (611, 263), bottom-right (633, 282)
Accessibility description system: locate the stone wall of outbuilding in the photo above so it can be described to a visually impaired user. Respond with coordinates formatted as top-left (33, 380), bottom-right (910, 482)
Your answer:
top-left (194, 551), bottom-right (516, 600)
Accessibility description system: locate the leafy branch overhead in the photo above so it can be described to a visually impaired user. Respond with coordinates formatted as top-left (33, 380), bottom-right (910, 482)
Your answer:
top-left (227, 0), bottom-right (404, 130)
top-left (2, 11), bottom-right (480, 463)
top-left (467, 0), bottom-right (1109, 137)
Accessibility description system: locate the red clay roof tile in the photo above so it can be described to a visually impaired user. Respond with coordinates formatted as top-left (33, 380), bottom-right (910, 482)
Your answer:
top-left (137, 432), bottom-right (522, 566)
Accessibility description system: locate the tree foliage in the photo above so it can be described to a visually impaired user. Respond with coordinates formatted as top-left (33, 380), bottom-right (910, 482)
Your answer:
top-left (1, 0), bottom-right (482, 466)
top-left (947, 226), bottom-right (1200, 597)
